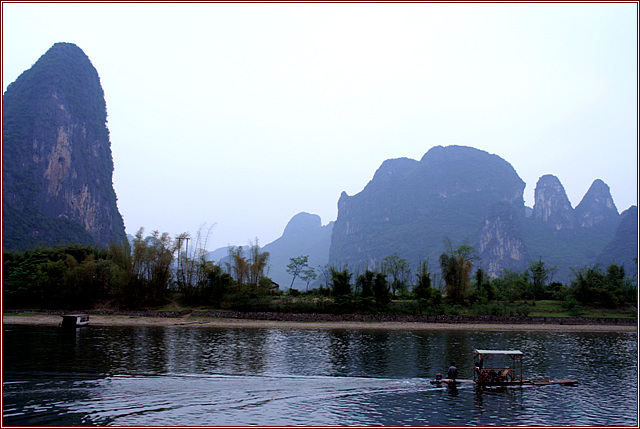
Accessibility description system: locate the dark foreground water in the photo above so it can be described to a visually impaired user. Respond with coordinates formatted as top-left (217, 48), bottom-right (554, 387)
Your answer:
top-left (2, 324), bottom-right (637, 426)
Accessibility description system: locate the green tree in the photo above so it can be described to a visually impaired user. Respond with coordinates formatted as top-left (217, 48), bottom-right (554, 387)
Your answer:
top-left (3, 245), bottom-right (120, 310)
top-left (287, 255), bottom-right (309, 290)
top-left (331, 268), bottom-right (352, 297)
top-left (373, 273), bottom-right (391, 309)
top-left (174, 225), bottom-right (216, 300)
top-left (439, 244), bottom-right (477, 304)
top-left (568, 263), bottom-right (633, 308)
top-left (317, 264), bottom-right (333, 296)
top-left (227, 246), bottom-right (249, 285)
top-left (175, 232), bottom-right (191, 288)
top-left (300, 267), bottom-right (317, 291)
top-left (33, 259), bottom-right (67, 308)
top-left (223, 241), bottom-right (271, 303)
top-left (356, 270), bottom-right (375, 299)
top-left (493, 269), bottom-right (528, 302)
top-left (3, 249), bottom-right (49, 308)
top-left (330, 268), bottom-right (352, 313)
top-left (570, 266), bottom-right (606, 306)
top-left (413, 260), bottom-right (442, 312)
top-left (470, 268), bottom-right (494, 304)
top-left (382, 253), bottom-right (410, 298)
top-left (605, 263), bottom-right (636, 303)
top-left (109, 239), bottom-right (134, 305)
top-left (355, 270), bottom-right (375, 312)
top-left (525, 258), bottom-right (557, 300)
top-left (247, 239), bottom-right (270, 287)
top-left (205, 265), bottom-right (232, 307)
top-left (129, 229), bottom-right (176, 307)
top-left (414, 260), bottom-right (433, 300)
top-left (66, 254), bottom-right (97, 309)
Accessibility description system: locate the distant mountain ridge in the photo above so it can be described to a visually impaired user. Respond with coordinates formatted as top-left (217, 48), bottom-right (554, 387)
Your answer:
top-left (206, 212), bottom-right (333, 289)
top-left (262, 213), bottom-right (333, 289)
top-left (522, 177), bottom-right (622, 282)
top-left (330, 145), bottom-right (529, 276)
top-left (325, 145), bottom-right (633, 283)
top-left (597, 205), bottom-right (637, 270)
top-left (6, 44), bottom-right (633, 285)
top-left (220, 146), bottom-right (634, 288)
top-left (2, 42), bottom-right (126, 251)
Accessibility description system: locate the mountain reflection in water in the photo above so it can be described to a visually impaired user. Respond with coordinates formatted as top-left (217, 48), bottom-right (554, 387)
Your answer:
top-left (2, 324), bottom-right (636, 426)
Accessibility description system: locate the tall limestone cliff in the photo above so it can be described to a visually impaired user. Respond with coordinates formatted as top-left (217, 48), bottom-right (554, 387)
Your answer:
top-left (327, 145), bottom-right (632, 282)
top-left (532, 174), bottom-right (575, 232)
top-left (2, 42), bottom-right (126, 251)
top-left (329, 145), bottom-right (529, 276)
top-left (574, 179), bottom-right (619, 229)
top-left (478, 202), bottom-right (529, 277)
top-left (524, 175), bottom-right (621, 281)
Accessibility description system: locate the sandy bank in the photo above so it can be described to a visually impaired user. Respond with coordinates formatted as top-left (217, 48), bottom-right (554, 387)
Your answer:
top-left (3, 314), bottom-right (636, 332)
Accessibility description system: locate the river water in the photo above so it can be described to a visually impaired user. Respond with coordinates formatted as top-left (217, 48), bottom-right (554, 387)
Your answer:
top-left (2, 324), bottom-right (637, 426)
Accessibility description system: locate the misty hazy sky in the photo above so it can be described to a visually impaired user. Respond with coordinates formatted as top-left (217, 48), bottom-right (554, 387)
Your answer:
top-left (3, 2), bottom-right (638, 252)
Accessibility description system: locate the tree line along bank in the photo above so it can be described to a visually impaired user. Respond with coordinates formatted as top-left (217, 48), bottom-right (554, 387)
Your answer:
top-left (3, 228), bottom-right (636, 317)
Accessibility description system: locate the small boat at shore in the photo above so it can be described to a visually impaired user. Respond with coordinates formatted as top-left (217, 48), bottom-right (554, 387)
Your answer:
top-left (431, 349), bottom-right (577, 387)
top-left (60, 314), bottom-right (90, 328)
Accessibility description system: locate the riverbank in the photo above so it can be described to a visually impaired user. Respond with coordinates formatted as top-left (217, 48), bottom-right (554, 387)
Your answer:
top-left (3, 311), bottom-right (637, 332)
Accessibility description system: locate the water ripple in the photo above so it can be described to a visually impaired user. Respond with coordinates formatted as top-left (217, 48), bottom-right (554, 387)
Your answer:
top-left (3, 325), bottom-right (636, 426)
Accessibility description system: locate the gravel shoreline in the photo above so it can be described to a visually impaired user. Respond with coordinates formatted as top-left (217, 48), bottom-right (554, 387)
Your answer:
top-left (3, 310), bottom-right (637, 332)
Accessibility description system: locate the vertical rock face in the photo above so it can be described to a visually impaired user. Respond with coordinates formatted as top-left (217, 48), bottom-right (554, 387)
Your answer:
top-left (478, 203), bottom-right (529, 277)
top-left (530, 175), bottom-right (621, 232)
top-left (532, 174), bottom-right (575, 232)
top-left (574, 179), bottom-right (619, 228)
top-left (524, 175), bottom-right (623, 281)
top-left (2, 42), bottom-right (126, 251)
top-left (329, 145), bottom-right (528, 273)
top-left (325, 145), bottom-right (632, 282)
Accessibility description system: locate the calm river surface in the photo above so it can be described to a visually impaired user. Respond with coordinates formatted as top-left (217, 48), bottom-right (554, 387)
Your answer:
top-left (2, 324), bottom-right (637, 426)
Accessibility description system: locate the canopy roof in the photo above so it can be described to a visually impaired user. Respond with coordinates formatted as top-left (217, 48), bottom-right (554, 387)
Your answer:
top-left (474, 349), bottom-right (523, 355)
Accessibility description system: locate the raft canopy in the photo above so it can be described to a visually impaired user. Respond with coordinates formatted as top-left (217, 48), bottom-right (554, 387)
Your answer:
top-left (474, 350), bottom-right (523, 355)
top-left (473, 349), bottom-right (524, 385)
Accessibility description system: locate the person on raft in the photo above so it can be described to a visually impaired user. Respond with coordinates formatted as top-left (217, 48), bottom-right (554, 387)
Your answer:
top-left (447, 363), bottom-right (458, 381)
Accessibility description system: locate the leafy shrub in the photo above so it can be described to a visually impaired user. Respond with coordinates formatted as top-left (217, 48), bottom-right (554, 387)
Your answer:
top-left (563, 296), bottom-right (582, 316)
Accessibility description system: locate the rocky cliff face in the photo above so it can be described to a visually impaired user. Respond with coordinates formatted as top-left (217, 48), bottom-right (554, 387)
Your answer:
top-left (329, 145), bottom-right (528, 275)
top-left (478, 202), bottom-right (529, 277)
top-left (326, 145), bottom-right (632, 282)
top-left (2, 42), bottom-right (126, 251)
top-left (524, 175), bottom-right (621, 280)
top-left (532, 174), bottom-right (575, 232)
top-left (531, 176), bottom-right (619, 233)
top-left (574, 179), bottom-right (619, 228)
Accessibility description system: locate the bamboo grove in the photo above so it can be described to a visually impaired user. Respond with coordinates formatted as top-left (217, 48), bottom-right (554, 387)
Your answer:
top-left (3, 229), bottom-right (636, 315)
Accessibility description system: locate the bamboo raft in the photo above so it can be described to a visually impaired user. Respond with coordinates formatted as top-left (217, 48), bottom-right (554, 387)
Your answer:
top-left (430, 349), bottom-right (578, 388)
top-left (430, 378), bottom-right (578, 387)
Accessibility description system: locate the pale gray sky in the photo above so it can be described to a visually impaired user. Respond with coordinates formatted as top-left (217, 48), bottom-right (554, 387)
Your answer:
top-left (3, 2), bottom-right (637, 251)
